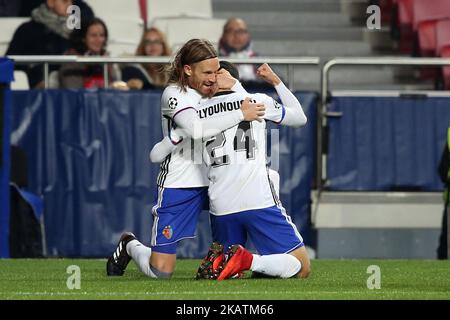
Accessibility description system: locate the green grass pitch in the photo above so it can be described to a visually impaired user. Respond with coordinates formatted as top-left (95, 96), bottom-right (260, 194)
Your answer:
top-left (0, 259), bottom-right (449, 300)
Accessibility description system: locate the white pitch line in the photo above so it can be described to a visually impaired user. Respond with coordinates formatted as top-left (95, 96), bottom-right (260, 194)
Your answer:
top-left (1, 291), bottom-right (449, 297)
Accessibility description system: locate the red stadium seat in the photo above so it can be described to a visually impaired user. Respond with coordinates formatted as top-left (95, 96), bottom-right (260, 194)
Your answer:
top-left (436, 19), bottom-right (450, 56)
top-left (396, 0), bottom-right (414, 53)
top-left (379, 0), bottom-right (395, 24)
top-left (398, 0), bottom-right (413, 26)
top-left (139, 0), bottom-right (147, 26)
top-left (413, 0), bottom-right (450, 57)
top-left (436, 20), bottom-right (450, 90)
top-left (441, 47), bottom-right (450, 90)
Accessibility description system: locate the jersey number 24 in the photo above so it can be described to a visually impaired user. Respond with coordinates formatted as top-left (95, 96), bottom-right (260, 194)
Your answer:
top-left (205, 122), bottom-right (256, 168)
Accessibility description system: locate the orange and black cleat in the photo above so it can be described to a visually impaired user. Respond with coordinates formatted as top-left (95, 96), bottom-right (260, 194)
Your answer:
top-left (217, 244), bottom-right (253, 281)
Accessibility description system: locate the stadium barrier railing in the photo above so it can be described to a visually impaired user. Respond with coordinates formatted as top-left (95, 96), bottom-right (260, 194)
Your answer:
top-left (317, 57), bottom-right (450, 259)
top-left (6, 55), bottom-right (321, 90)
top-left (320, 57), bottom-right (450, 192)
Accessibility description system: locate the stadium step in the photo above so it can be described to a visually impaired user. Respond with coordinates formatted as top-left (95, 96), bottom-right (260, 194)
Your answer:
top-left (212, 0), bottom-right (434, 91)
top-left (253, 39), bottom-right (373, 57)
top-left (214, 11), bottom-right (352, 28)
top-left (212, 0), bottom-right (341, 13)
top-left (312, 191), bottom-right (442, 259)
top-left (250, 26), bottom-right (364, 41)
top-left (276, 66), bottom-right (433, 92)
top-left (362, 27), bottom-right (397, 52)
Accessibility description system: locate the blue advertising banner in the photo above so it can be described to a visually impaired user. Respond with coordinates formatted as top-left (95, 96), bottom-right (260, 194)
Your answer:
top-left (327, 96), bottom-right (450, 191)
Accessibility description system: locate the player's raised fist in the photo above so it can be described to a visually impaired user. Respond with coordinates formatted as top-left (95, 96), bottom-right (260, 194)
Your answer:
top-left (256, 63), bottom-right (281, 86)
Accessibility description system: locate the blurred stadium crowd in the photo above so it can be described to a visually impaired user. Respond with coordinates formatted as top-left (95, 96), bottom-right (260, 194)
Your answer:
top-left (0, 0), bottom-right (262, 90)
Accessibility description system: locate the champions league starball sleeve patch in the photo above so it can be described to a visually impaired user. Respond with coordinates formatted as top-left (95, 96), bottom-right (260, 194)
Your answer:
top-left (168, 97), bottom-right (178, 109)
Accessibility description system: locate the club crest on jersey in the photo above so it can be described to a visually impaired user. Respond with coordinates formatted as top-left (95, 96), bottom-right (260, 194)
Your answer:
top-left (162, 226), bottom-right (173, 239)
top-left (168, 97), bottom-right (178, 109)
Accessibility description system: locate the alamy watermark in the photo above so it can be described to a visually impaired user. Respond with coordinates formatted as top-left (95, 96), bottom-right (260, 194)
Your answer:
top-left (366, 265), bottom-right (381, 290)
top-left (66, 5), bottom-right (81, 30)
top-left (366, 5), bottom-right (381, 30)
top-left (66, 265), bottom-right (81, 290)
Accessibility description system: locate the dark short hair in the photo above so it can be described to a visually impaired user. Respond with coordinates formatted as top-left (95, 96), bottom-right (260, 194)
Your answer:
top-left (219, 60), bottom-right (240, 80)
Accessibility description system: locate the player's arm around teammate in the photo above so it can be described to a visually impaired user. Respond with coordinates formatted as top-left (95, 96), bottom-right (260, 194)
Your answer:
top-left (149, 96), bottom-right (263, 163)
top-left (149, 63), bottom-right (308, 164)
top-left (149, 66), bottom-right (261, 163)
top-left (165, 66), bottom-right (265, 141)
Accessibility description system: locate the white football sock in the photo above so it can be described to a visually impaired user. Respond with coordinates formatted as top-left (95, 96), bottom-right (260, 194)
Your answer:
top-left (126, 240), bottom-right (157, 278)
top-left (250, 254), bottom-right (301, 278)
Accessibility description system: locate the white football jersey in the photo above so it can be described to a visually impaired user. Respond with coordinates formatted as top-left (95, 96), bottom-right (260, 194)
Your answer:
top-left (200, 91), bottom-right (285, 215)
top-left (157, 85), bottom-right (208, 188)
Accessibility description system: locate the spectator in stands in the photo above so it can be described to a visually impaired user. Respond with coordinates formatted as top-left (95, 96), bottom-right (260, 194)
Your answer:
top-left (437, 126), bottom-right (450, 259)
top-left (218, 18), bottom-right (261, 87)
top-left (17, 0), bottom-right (93, 21)
top-left (121, 27), bottom-right (172, 90)
top-left (6, 0), bottom-right (74, 88)
top-left (59, 17), bottom-right (120, 89)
